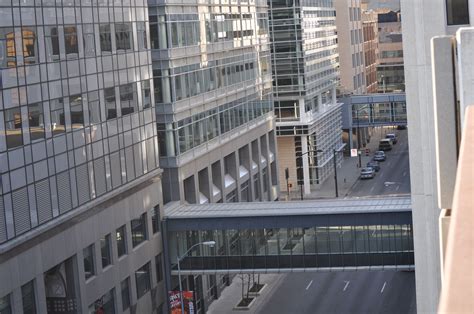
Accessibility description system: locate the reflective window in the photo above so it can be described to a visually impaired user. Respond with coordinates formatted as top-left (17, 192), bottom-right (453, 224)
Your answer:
top-left (99, 25), bottom-right (112, 52)
top-left (50, 98), bottom-right (66, 135)
top-left (21, 280), bottom-right (36, 314)
top-left (0, 294), bottom-right (11, 314)
top-left (83, 244), bottom-right (95, 280)
top-left (155, 254), bottom-right (163, 283)
top-left (151, 205), bottom-right (160, 234)
top-left (28, 103), bottom-right (45, 141)
top-left (121, 277), bottom-right (131, 311)
top-left (88, 91), bottom-right (101, 124)
top-left (131, 213), bottom-right (147, 247)
top-left (137, 22), bottom-right (147, 50)
top-left (104, 87), bottom-right (116, 119)
top-left (45, 26), bottom-right (60, 61)
top-left (116, 225), bottom-right (127, 257)
top-left (100, 234), bottom-right (112, 268)
top-left (22, 28), bottom-right (37, 65)
top-left (83, 24), bottom-right (96, 57)
top-left (69, 94), bottom-right (84, 128)
top-left (446, 0), bottom-right (470, 25)
top-left (64, 26), bottom-right (78, 55)
top-left (4, 107), bottom-right (23, 149)
top-left (135, 262), bottom-right (151, 299)
top-left (115, 23), bottom-right (132, 50)
top-left (120, 83), bottom-right (137, 116)
top-left (142, 80), bottom-right (151, 109)
top-left (0, 28), bottom-right (16, 68)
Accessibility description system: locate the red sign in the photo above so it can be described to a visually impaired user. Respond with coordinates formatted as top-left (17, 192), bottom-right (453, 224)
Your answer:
top-left (169, 291), bottom-right (195, 314)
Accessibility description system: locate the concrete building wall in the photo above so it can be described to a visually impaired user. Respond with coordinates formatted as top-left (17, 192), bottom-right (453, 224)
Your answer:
top-left (336, 0), bottom-right (367, 94)
top-left (400, 0), bottom-right (474, 312)
top-left (0, 177), bottom-right (164, 313)
top-left (362, 8), bottom-right (379, 93)
top-left (277, 136), bottom-right (297, 193)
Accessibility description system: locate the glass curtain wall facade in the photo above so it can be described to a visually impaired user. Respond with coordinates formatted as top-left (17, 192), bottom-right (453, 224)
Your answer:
top-left (0, 1), bottom-right (165, 313)
top-left (270, 0), bottom-right (343, 195)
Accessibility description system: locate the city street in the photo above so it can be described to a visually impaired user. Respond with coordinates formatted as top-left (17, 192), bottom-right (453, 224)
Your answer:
top-left (254, 271), bottom-right (416, 314)
top-left (347, 128), bottom-right (410, 197)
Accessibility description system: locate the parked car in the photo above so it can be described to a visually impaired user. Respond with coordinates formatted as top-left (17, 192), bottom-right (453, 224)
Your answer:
top-left (378, 138), bottom-right (393, 151)
top-left (360, 167), bottom-right (376, 179)
top-left (367, 161), bottom-right (380, 172)
top-left (386, 133), bottom-right (398, 144)
top-left (373, 151), bottom-right (386, 161)
top-left (397, 125), bottom-right (407, 130)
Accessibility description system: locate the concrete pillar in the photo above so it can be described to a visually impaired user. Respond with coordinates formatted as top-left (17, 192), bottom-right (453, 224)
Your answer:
top-left (301, 135), bottom-right (311, 195)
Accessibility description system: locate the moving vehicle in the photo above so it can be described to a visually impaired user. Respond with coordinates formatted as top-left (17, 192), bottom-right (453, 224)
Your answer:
top-left (373, 150), bottom-right (386, 161)
top-left (386, 133), bottom-right (398, 144)
top-left (378, 139), bottom-right (393, 151)
top-left (397, 125), bottom-right (407, 130)
top-left (360, 167), bottom-right (376, 179)
top-left (367, 161), bottom-right (380, 172)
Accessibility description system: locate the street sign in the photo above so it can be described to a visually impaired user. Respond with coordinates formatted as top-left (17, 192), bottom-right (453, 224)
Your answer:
top-left (350, 149), bottom-right (358, 157)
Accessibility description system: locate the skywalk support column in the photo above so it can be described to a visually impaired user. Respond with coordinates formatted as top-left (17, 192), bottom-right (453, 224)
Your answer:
top-left (301, 136), bottom-right (311, 195)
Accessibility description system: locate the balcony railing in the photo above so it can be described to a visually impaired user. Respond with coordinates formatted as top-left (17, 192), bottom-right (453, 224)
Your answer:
top-left (438, 105), bottom-right (474, 312)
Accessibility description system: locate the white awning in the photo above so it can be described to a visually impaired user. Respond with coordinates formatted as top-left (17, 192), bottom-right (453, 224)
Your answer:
top-left (199, 192), bottom-right (209, 204)
top-left (212, 184), bottom-right (221, 197)
top-left (269, 152), bottom-right (275, 162)
top-left (239, 165), bottom-right (249, 178)
top-left (251, 160), bottom-right (258, 170)
top-left (224, 174), bottom-right (235, 188)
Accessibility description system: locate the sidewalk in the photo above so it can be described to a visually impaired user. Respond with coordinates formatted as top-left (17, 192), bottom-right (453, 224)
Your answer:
top-left (207, 274), bottom-right (285, 314)
top-left (284, 127), bottom-right (390, 200)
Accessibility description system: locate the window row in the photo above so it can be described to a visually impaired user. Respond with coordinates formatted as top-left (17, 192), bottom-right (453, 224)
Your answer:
top-left (157, 96), bottom-right (272, 156)
top-left (350, 28), bottom-right (364, 46)
top-left (0, 23), bottom-right (146, 68)
top-left (83, 206), bottom-right (161, 281)
top-left (149, 12), bottom-right (267, 50)
top-left (2, 81), bottom-right (151, 150)
top-left (154, 59), bottom-right (261, 103)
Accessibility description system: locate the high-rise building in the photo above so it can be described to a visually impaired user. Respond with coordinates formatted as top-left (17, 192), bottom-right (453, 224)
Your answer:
top-left (335, 0), bottom-right (367, 94)
top-left (270, 0), bottom-right (343, 196)
top-left (149, 0), bottom-right (279, 206)
top-left (401, 0), bottom-right (473, 312)
top-left (0, 1), bottom-right (165, 313)
top-left (361, 5), bottom-right (379, 93)
top-left (377, 10), bottom-right (404, 92)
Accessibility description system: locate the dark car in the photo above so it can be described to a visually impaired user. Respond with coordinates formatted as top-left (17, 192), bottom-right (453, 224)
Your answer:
top-left (367, 161), bottom-right (380, 172)
top-left (397, 125), bottom-right (407, 130)
top-left (373, 150), bottom-right (386, 161)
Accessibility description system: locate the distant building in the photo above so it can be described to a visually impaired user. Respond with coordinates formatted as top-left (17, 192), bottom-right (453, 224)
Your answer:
top-left (377, 10), bottom-right (404, 92)
top-left (270, 0), bottom-right (343, 196)
top-left (361, 6), bottom-right (379, 93)
top-left (336, 0), bottom-right (367, 95)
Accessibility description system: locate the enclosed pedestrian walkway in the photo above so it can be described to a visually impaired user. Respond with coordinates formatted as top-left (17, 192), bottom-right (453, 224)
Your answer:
top-left (162, 196), bottom-right (413, 275)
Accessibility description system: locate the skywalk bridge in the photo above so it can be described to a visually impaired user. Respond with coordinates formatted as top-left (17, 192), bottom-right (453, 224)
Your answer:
top-left (162, 196), bottom-right (413, 277)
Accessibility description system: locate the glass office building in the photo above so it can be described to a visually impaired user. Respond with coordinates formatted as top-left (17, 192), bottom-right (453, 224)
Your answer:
top-left (270, 0), bottom-right (343, 196)
top-left (149, 0), bottom-right (278, 206)
top-left (0, 1), bottom-right (165, 313)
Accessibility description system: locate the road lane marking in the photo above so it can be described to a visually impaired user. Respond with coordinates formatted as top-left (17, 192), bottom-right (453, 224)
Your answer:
top-left (370, 186), bottom-right (375, 192)
top-left (380, 282), bottom-right (387, 293)
top-left (306, 280), bottom-right (313, 290)
top-left (371, 229), bottom-right (377, 237)
top-left (403, 171), bottom-right (407, 177)
top-left (343, 281), bottom-right (350, 291)
top-left (396, 185), bottom-right (400, 191)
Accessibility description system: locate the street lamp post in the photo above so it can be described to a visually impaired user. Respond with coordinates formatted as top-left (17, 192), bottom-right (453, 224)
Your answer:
top-left (297, 150), bottom-right (322, 200)
top-left (355, 107), bottom-right (362, 167)
top-left (176, 241), bottom-right (216, 314)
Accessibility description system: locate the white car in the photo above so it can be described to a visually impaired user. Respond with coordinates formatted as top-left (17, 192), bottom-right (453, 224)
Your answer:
top-left (360, 167), bottom-right (376, 179)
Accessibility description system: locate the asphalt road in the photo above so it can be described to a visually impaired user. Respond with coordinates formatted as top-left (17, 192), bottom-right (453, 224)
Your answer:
top-left (347, 129), bottom-right (411, 197)
top-left (251, 130), bottom-right (415, 314)
top-left (256, 271), bottom-right (416, 314)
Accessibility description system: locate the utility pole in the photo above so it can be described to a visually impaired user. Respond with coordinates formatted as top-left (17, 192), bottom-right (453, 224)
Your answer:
top-left (285, 168), bottom-right (290, 201)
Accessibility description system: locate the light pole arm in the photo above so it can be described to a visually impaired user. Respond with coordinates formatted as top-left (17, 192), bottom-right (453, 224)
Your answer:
top-left (177, 242), bottom-right (204, 263)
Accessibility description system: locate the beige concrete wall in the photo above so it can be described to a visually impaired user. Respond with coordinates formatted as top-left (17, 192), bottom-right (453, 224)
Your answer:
top-left (277, 137), bottom-right (297, 193)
